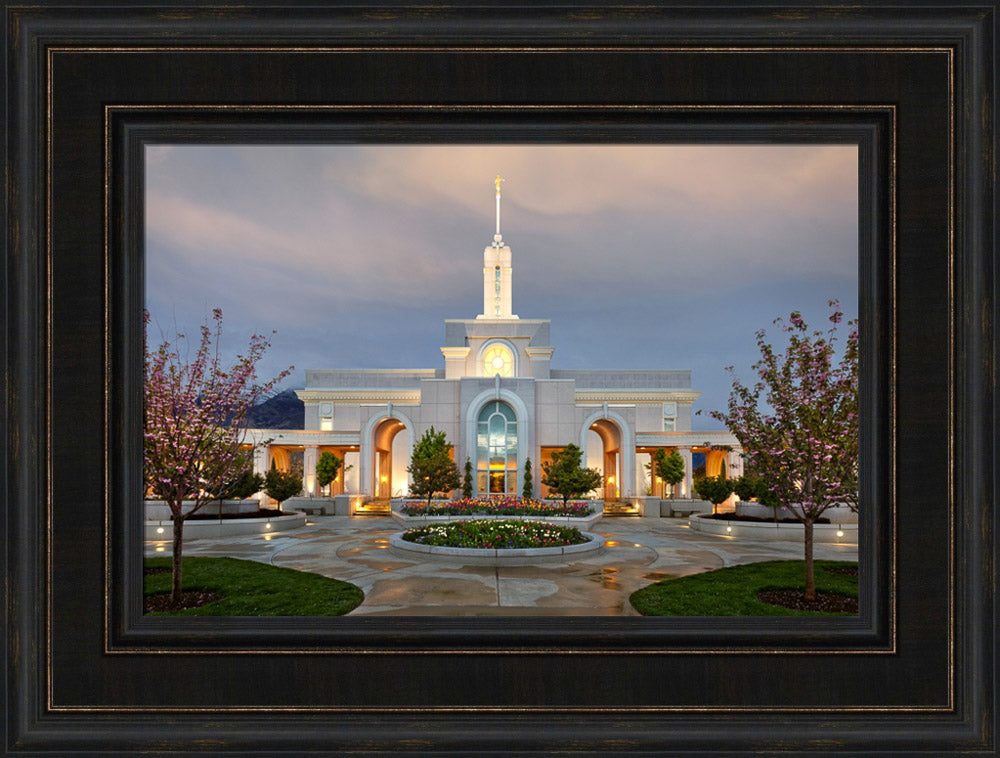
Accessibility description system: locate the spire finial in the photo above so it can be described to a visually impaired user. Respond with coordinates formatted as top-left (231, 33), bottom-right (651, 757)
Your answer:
top-left (494, 174), bottom-right (504, 241)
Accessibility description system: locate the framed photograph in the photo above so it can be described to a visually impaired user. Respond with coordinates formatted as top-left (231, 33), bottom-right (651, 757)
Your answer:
top-left (4, 2), bottom-right (995, 754)
top-left (141, 140), bottom-right (864, 622)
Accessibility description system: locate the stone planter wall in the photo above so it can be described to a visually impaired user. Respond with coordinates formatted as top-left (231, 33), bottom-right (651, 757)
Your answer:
top-left (388, 531), bottom-right (605, 565)
top-left (689, 514), bottom-right (857, 544)
top-left (639, 497), bottom-right (661, 518)
top-left (665, 498), bottom-right (714, 517)
top-left (334, 494), bottom-right (353, 515)
top-left (735, 501), bottom-right (858, 524)
top-left (144, 499), bottom-right (261, 521)
top-left (145, 510), bottom-right (306, 541)
top-left (283, 496), bottom-right (334, 515)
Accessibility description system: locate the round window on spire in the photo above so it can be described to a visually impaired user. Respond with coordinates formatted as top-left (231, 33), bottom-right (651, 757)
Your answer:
top-left (483, 343), bottom-right (514, 377)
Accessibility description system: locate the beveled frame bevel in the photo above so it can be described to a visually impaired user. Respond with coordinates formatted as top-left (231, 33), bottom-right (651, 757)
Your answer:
top-left (105, 105), bottom-right (895, 660)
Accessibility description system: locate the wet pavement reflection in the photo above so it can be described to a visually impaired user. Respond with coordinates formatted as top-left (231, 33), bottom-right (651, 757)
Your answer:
top-left (145, 514), bottom-right (858, 616)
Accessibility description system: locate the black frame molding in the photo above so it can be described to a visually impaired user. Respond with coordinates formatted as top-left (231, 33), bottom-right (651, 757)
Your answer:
top-left (5, 3), bottom-right (995, 755)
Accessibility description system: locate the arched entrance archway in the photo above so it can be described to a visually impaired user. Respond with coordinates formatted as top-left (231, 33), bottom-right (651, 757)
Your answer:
top-left (578, 409), bottom-right (635, 505)
top-left (588, 419), bottom-right (622, 501)
top-left (371, 418), bottom-right (410, 499)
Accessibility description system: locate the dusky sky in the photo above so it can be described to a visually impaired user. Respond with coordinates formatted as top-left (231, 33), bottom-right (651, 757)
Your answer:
top-left (145, 143), bottom-right (858, 430)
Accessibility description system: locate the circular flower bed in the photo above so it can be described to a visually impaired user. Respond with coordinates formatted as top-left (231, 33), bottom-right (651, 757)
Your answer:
top-left (402, 519), bottom-right (588, 549)
top-left (400, 497), bottom-right (595, 518)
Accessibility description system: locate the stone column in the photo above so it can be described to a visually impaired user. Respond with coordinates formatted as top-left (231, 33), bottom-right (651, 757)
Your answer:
top-left (304, 445), bottom-right (318, 497)
top-left (728, 450), bottom-right (745, 478)
top-left (679, 447), bottom-right (693, 498)
top-left (253, 446), bottom-right (269, 506)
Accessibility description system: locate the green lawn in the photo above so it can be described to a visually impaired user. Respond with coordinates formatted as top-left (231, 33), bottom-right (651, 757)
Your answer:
top-left (629, 560), bottom-right (858, 616)
top-left (144, 556), bottom-right (364, 616)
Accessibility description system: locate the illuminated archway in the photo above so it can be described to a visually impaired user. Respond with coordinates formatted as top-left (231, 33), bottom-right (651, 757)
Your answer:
top-left (578, 409), bottom-right (635, 502)
top-left (371, 418), bottom-right (410, 499)
top-left (360, 409), bottom-right (416, 500)
top-left (588, 419), bottom-right (622, 501)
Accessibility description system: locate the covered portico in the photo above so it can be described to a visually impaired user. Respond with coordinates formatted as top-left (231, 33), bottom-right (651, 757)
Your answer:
top-left (634, 431), bottom-right (743, 500)
top-left (245, 429), bottom-right (362, 502)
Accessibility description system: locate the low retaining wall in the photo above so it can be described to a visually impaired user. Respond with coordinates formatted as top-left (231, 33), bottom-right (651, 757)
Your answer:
top-left (144, 499), bottom-right (262, 521)
top-left (389, 531), bottom-right (605, 565)
top-left (735, 501), bottom-right (858, 523)
top-left (688, 514), bottom-right (857, 544)
top-left (390, 511), bottom-right (603, 531)
top-left (283, 496), bottom-right (336, 515)
top-left (145, 511), bottom-right (307, 541)
top-left (665, 498), bottom-right (715, 517)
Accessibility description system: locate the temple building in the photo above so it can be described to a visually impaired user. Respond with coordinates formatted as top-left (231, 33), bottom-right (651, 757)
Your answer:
top-left (248, 177), bottom-right (741, 514)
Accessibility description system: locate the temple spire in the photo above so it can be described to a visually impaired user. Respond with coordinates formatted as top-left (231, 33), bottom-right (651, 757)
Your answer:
top-left (493, 174), bottom-right (504, 244)
top-left (478, 175), bottom-right (517, 320)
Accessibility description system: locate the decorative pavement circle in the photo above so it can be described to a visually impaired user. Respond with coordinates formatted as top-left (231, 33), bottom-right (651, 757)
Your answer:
top-left (144, 515), bottom-right (859, 617)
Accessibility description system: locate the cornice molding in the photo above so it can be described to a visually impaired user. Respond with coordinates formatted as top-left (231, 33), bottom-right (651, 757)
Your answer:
top-left (575, 391), bottom-right (701, 403)
top-left (296, 390), bottom-right (422, 402)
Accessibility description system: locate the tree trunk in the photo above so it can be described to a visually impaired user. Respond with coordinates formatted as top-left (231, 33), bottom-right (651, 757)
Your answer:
top-left (171, 515), bottom-right (184, 606)
top-left (803, 518), bottom-right (816, 600)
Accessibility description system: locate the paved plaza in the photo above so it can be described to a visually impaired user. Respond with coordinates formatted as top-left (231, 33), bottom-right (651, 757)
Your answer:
top-left (144, 515), bottom-right (858, 616)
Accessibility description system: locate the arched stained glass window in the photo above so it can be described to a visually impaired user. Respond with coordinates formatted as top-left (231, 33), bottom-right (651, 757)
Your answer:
top-left (476, 400), bottom-right (518, 495)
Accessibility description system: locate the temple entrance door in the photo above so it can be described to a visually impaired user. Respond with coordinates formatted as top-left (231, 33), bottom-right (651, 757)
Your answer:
top-left (603, 450), bottom-right (619, 501)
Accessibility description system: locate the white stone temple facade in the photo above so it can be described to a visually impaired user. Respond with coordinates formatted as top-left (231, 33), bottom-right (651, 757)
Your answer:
top-left (248, 177), bottom-right (740, 512)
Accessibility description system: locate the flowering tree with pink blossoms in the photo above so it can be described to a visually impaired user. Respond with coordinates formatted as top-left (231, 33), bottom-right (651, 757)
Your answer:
top-left (710, 301), bottom-right (858, 600)
top-left (145, 309), bottom-right (291, 606)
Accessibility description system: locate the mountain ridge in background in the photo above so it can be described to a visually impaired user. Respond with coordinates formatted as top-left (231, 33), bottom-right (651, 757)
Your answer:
top-left (245, 388), bottom-right (304, 429)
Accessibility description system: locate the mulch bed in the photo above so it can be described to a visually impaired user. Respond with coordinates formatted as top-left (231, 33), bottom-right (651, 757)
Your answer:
top-left (757, 589), bottom-right (857, 613)
top-left (144, 590), bottom-right (225, 613)
top-left (823, 566), bottom-right (859, 576)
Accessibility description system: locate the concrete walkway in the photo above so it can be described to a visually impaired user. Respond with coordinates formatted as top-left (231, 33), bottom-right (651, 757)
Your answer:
top-left (144, 515), bottom-right (858, 616)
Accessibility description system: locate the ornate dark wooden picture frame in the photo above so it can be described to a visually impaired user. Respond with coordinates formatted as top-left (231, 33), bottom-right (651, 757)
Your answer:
top-left (4, 2), bottom-right (995, 755)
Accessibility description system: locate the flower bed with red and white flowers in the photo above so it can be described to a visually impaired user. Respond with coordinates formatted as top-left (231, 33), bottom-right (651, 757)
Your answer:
top-left (399, 497), bottom-right (595, 518)
top-left (389, 517), bottom-right (605, 564)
